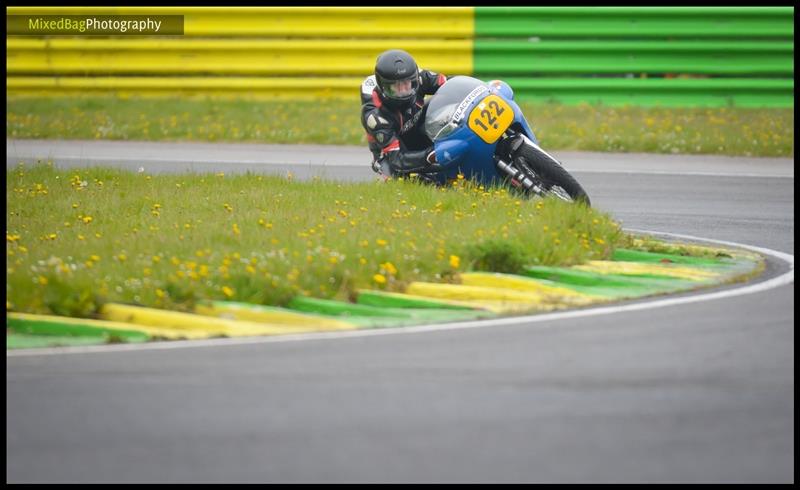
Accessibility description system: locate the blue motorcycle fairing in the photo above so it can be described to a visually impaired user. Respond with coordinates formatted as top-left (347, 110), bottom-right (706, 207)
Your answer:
top-left (430, 81), bottom-right (538, 186)
top-left (488, 79), bottom-right (514, 102)
top-left (432, 138), bottom-right (471, 167)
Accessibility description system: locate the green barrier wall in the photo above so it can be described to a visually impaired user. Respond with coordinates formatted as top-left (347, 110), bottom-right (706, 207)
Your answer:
top-left (473, 7), bottom-right (794, 107)
top-left (6, 6), bottom-right (794, 106)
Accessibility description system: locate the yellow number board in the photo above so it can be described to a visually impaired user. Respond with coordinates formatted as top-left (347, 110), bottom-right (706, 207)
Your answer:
top-left (467, 94), bottom-right (514, 144)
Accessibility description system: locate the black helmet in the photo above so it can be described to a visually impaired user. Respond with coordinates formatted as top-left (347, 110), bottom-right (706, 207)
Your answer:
top-left (374, 49), bottom-right (420, 105)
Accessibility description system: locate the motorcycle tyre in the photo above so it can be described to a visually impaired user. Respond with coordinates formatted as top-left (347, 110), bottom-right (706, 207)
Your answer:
top-left (514, 144), bottom-right (591, 206)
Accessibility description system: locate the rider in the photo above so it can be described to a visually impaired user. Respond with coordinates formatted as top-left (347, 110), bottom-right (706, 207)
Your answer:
top-left (360, 49), bottom-right (448, 178)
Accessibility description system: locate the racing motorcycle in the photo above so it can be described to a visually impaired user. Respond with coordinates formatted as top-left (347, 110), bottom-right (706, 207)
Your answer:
top-left (398, 75), bottom-right (590, 205)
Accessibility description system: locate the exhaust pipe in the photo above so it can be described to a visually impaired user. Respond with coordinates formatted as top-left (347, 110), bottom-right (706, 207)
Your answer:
top-left (495, 158), bottom-right (542, 193)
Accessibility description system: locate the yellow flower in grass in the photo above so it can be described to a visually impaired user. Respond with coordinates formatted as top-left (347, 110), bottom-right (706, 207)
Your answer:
top-left (381, 262), bottom-right (397, 276)
top-left (373, 273), bottom-right (387, 285)
top-left (376, 239), bottom-right (388, 247)
top-left (222, 286), bottom-right (235, 298)
top-left (449, 255), bottom-right (461, 268)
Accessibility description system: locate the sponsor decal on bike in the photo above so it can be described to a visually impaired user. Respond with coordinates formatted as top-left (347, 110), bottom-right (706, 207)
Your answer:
top-left (452, 85), bottom-right (489, 124)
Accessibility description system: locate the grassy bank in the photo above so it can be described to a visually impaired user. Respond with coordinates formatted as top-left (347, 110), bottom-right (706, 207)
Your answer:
top-left (6, 164), bottom-right (625, 317)
top-left (7, 96), bottom-right (794, 157)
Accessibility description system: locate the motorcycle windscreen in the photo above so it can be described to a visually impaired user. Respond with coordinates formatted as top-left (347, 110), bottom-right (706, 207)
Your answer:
top-left (424, 76), bottom-right (488, 142)
top-left (467, 95), bottom-right (514, 144)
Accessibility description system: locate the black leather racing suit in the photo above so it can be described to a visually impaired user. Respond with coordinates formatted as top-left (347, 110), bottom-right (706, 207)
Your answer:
top-left (360, 70), bottom-right (447, 176)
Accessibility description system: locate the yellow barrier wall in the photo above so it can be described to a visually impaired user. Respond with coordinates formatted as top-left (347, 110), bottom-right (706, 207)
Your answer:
top-left (8, 7), bottom-right (474, 37)
top-left (7, 39), bottom-right (471, 75)
top-left (7, 7), bottom-right (474, 98)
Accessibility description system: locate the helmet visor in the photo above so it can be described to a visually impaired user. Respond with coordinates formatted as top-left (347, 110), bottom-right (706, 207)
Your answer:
top-left (384, 76), bottom-right (419, 100)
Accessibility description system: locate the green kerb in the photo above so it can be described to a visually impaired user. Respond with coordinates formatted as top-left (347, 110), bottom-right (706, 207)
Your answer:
top-left (7, 333), bottom-right (112, 349)
top-left (6, 316), bottom-right (150, 343)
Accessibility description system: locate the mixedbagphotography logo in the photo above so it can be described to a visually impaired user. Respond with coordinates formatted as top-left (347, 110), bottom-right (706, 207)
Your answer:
top-left (7, 14), bottom-right (184, 35)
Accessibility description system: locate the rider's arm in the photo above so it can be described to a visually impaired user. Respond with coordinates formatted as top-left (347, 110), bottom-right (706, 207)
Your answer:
top-left (378, 138), bottom-right (434, 174)
top-left (419, 69), bottom-right (448, 97)
top-left (361, 107), bottom-right (434, 174)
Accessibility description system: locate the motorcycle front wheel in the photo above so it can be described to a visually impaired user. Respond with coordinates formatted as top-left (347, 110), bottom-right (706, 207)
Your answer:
top-left (514, 141), bottom-right (591, 206)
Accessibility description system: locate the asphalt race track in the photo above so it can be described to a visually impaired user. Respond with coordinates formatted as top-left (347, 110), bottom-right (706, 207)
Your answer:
top-left (6, 140), bottom-right (794, 483)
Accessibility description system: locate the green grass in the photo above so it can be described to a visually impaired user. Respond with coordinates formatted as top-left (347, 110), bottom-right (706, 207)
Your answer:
top-left (6, 164), bottom-right (626, 317)
top-left (6, 95), bottom-right (794, 157)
